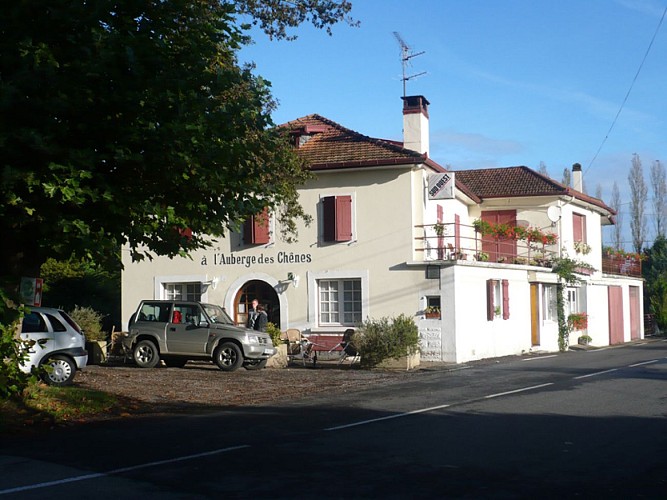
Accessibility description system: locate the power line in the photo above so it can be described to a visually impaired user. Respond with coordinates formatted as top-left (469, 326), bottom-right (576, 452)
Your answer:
top-left (585, 6), bottom-right (667, 176)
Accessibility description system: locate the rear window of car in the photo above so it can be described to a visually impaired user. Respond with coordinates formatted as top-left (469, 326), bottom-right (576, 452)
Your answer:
top-left (45, 313), bottom-right (67, 332)
top-left (59, 311), bottom-right (83, 334)
top-left (138, 303), bottom-right (172, 323)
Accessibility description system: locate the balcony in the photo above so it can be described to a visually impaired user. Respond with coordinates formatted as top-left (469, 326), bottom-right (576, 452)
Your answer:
top-left (416, 222), bottom-right (558, 266)
top-left (601, 254), bottom-right (642, 278)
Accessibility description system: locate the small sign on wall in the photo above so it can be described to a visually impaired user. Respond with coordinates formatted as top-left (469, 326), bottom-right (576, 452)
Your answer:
top-left (428, 173), bottom-right (455, 200)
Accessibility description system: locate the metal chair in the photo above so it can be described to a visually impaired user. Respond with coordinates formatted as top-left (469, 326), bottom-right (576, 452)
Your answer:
top-left (330, 328), bottom-right (360, 365)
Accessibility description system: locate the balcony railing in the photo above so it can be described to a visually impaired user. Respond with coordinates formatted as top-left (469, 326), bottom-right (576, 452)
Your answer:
top-left (416, 223), bottom-right (644, 278)
top-left (601, 255), bottom-right (642, 278)
top-left (416, 222), bottom-right (558, 266)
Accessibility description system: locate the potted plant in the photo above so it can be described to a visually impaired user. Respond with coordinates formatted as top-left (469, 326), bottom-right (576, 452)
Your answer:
top-left (574, 241), bottom-right (592, 255)
top-left (577, 334), bottom-right (593, 345)
top-left (424, 306), bottom-right (441, 319)
top-left (68, 306), bottom-right (108, 365)
top-left (476, 252), bottom-right (489, 261)
top-left (433, 222), bottom-right (445, 237)
top-left (568, 312), bottom-right (588, 331)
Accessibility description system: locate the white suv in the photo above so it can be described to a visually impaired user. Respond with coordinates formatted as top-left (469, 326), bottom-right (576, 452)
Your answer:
top-left (19, 307), bottom-right (88, 386)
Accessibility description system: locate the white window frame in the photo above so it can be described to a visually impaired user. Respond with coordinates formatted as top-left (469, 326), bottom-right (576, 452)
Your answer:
top-left (155, 274), bottom-right (210, 302)
top-left (308, 269), bottom-right (369, 332)
top-left (542, 284), bottom-right (558, 323)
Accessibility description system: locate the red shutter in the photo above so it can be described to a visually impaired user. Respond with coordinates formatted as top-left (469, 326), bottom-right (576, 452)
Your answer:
top-left (335, 195), bottom-right (352, 241)
top-left (487, 279), bottom-right (495, 321)
top-left (253, 208), bottom-right (270, 244)
top-left (573, 213), bottom-right (586, 243)
top-left (322, 196), bottom-right (335, 242)
top-left (502, 279), bottom-right (510, 320)
top-left (244, 208), bottom-right (270, 244)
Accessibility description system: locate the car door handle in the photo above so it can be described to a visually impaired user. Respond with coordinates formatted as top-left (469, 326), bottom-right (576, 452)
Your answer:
top-left (169, 327), bottom-right (176, 331)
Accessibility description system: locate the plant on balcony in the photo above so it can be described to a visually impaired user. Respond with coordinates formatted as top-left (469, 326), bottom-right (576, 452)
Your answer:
top-left (574, 241), bottom-right (592, 255)
top-left (473, 219), bottom-right (558, 245)
top-left (603, 246), bottom-right (644, 261)
top-left (433, 222), bottom-right (445, 237)
top-left (476, 252), bottom-right (489, 261)
top-left (567, 312), bottom-right (588, 331)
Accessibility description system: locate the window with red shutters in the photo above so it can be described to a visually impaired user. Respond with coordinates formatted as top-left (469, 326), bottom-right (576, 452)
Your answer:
top-left (322, 195), bottom-right (352, 242)
top-left (573, 213), bottom-right (586, 243)
top-left (487, 279), bottom-right (510, 321)
top-left (243, 207), bottom-right (270, 245)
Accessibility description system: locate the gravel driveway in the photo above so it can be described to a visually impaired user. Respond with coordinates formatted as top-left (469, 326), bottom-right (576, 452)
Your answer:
top-left (75, 361), bottom-right (420, 417)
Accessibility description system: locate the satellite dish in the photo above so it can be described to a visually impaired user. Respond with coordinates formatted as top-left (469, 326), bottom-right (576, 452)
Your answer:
top-left (547, 206), bottom-right (562, 222)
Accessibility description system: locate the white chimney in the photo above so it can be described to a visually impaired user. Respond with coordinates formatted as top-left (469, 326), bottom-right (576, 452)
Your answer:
top-left (572, 163), bottom-right (583, 192)
top-left (402, 95), bottom-right (430, 156)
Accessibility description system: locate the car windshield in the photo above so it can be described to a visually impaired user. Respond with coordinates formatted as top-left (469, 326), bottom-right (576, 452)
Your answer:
top-left (202, 304), bottom-right (234, 325)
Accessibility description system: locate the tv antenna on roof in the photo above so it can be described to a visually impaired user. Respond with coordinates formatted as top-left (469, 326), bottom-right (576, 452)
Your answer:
top-left (393, 31), bottom-right (426, 97)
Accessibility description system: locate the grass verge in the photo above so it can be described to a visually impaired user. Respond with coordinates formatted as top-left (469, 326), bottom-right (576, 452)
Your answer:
top-left (0, 383), bottom-right (117, 436)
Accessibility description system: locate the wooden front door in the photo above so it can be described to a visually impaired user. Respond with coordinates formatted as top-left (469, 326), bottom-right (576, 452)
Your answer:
top-left (235, 280), bottom-right (280, 328)
top-left (608, 286), bottom-right (624, 345)
top-left (530, 283), bottom-right (540, 346)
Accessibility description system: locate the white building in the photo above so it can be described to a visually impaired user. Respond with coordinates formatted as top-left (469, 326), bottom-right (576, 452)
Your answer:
top-left (121, 96), bottom-right (644, 364)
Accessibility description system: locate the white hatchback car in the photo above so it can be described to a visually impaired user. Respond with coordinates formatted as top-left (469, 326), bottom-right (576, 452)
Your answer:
top-left (19, 307), bottom-right (88, 386)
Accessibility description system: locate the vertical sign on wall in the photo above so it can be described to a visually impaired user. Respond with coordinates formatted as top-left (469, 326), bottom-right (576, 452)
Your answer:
top-left (20, 277), bottom-right (43, 306)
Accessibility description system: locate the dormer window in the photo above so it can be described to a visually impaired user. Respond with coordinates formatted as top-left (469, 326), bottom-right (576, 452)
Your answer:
top-left (290, 124), bottom-right (327, 148)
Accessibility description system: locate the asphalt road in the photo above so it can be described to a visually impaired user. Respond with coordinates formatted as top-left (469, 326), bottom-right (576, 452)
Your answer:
top-left (1, 339), bottom-right (666, 499)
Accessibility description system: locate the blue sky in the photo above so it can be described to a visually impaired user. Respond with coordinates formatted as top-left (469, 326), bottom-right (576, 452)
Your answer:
top-left (239, 0), bottom-right (667, 249)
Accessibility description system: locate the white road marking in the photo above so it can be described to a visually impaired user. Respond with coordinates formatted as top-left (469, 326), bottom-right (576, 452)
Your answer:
top-left (628, 359), bottom-right (659, 367)
top-left (324, 403), bottom-right (452, 431)
top-left (574, 368), bottom-right (618, 379)
top-left (0, 445), bottom-right (250, 495)
top-left (484, 383), bottom-right (554, 399)
top-left (522, 355), bottom-right (558, 361)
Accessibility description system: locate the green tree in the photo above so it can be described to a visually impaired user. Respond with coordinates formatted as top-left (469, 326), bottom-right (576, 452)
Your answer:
top-left (629, 153), bottom-right (648, 253)
top-left (0, 0), bottom-right (354, 285)
top-left (642, 236), bottom-right (667, 331)
top-left (0, 0), bottom-right (354, 398)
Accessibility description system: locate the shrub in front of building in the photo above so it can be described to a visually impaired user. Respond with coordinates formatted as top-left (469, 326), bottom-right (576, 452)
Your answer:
top-left (354, 314), bottom-right (419, 368)
top-left (68, 306), bottom-right (106, 341)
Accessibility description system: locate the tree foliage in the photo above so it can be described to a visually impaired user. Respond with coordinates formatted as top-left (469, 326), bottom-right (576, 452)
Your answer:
top-left (642, 236), bottom-right (667, 331)
top-left (1, 1), bottom-right (354, 287)
top-left (235, 0), bottom-right (357, 40)
top-left (650, 159), bottom-right (667, 238)
top-left (628, 153), bottom-right (648, 253)
top-left (609, 181), bottom-right (623, 250)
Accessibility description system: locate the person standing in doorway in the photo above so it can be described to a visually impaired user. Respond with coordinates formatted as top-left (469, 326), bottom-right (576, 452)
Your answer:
top-left (246, 298), bottom-right (259, 329)
top-left (254, 304), bottom-right (268, 332)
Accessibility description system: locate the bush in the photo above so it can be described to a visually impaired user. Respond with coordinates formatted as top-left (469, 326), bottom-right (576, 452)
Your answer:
top-left (355, 314), bottom-right (420, 369)
top-left (0, 301), bottom-right (36, 400)
top-left (265, 322), bottom-right (283, 347)
top-left (68, 306), bottom-right (106, 341)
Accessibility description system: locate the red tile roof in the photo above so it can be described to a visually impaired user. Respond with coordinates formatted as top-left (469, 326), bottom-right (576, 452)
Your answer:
top-left (454, 166), bottom-right (614, 214)
top-left (283, 114), bottom-right (445, 172)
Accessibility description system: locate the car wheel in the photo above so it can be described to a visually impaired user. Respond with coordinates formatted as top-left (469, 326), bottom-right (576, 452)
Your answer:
top-left (214, 342), bottom-right (243, 372)
top-left (42, 355), bottom-right (76, 386)
top-left (163, 358), bottom-right (187, 368)
top-left (133, 339), bottom-right (160, 368)
top-left (243, 359), bottom-right (268, 371)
